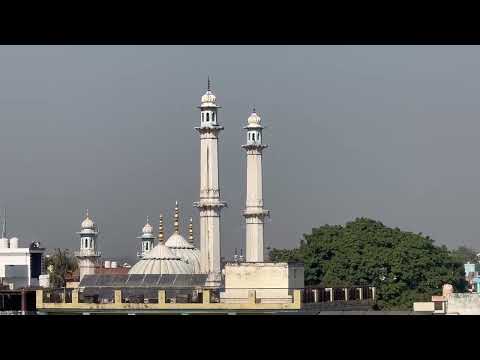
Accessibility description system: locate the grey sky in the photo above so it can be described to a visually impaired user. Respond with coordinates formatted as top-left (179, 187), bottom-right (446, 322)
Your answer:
top-left (0, 45), bottom-right (479, 262)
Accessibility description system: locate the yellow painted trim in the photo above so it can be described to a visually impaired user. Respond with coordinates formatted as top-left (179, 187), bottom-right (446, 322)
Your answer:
top-left (36, 289), bottom-right (302, 311)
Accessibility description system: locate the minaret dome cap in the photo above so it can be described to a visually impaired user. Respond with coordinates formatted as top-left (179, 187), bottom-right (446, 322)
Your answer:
top-left (142, 217), bottom-right (153, 234)
top-left (81, 210), bottom-right (95, 229)
top-left (201, 90), bottom-right (217, 105)
top-left (200, 77), bottom-right (217, 105)
top-left (247, 110), bottom-right (262, 126)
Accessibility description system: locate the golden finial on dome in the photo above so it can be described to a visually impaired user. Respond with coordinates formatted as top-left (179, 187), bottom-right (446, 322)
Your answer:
top-left (85, 208), bottom-right (89, 219)
top-left (174, 201), bottom-right (180, 234)
top-left (158, 214), bottom-right (164, 243)
top-left (188, 217), bottom-right (194, 243)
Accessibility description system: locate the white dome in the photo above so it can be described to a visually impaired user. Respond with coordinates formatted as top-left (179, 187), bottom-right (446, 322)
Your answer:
top-left (165, 233), bottom-right (194, 249)
top-left (171, 247), bottom-right (202, 273)
top-left (81, 216), bottom-right (95, 229)
top-left (128, 243), bottom-right (193, 275)
top-left (142, 222), bottom-right (153, 235)
top-left (247, 111), bottom-right (261, 126)
top-left (165, 232), bottom-right (201, 273)
top-left (201, 90), bottom-right (216, 105)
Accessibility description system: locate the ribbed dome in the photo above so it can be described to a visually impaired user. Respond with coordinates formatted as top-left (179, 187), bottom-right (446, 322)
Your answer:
top-left (128, 243), bottom-right (193, 275)
top-left (165, 232), bottom-right (201, 273)
top-left (247, 111), bottom-right (261, 126)
top-left (165, 233), bottom-right (194, 249)
top-left (171, 247), bottom-right (202, 273)
top-left (201, 90), bottom-right (216, 105)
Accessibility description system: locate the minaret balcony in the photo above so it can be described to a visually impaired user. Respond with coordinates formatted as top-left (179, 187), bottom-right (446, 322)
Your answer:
top-left (242, 143), bottom-right (268, 151)
top-left (193, 199), bottom-right (227, 209)
top-left (242, 208), bottom-right (270, 218)
top-left (195, 125), bottom-right (224, 133)
top-left (74, 249), bottom-right (102, 258)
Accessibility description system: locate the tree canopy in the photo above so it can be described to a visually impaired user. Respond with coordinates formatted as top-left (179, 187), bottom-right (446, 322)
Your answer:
top-left (45, 248), bottom-right (78, 288)
top-left (269, 218), bottom-right (467, 310)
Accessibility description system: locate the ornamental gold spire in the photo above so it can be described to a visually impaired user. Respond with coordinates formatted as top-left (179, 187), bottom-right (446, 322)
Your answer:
top-left (174, 201), bottom-right (180, 234)
top-left (158, 214), bottom-right (164, 243)
top-left (188, 217), bottom-right (194, 243)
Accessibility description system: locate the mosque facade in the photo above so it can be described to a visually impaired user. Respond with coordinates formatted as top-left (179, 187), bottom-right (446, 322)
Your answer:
top-left (67, 82), bottom-right (304, 308)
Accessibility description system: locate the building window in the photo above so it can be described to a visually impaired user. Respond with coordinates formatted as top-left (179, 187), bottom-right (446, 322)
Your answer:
top-left (252, 133), bottom-right (255, 141)
top-left (206, 113), bottom-right (210, 122)
top-left (212, 113), bottom-right (216, 123)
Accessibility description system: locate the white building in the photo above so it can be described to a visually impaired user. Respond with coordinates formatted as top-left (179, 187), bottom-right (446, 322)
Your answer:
top-left (0, 210), bottom-right (46, 289)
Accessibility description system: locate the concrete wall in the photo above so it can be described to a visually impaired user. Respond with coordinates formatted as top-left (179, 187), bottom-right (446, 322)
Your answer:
top-left (221, 262), bottom-right (304, 303)
top-left (413, 302), bottom-right (435, 312)
top-left (445, 293), bottom-right (480, 315)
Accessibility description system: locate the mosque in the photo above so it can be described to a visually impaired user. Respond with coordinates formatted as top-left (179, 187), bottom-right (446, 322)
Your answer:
top-left (40, 80), bottom-right (305, 310)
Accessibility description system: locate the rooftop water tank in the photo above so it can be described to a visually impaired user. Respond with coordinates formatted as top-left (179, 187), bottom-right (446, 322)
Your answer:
top-left (104, 260), bottom-right (111, 268)
top-left (9, 237), bottom-right (18, 248)
top-left (111, 261), bottom-right (118, 268)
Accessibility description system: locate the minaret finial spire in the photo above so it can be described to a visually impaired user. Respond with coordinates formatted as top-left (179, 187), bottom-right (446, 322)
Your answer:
top-left (253, 105), bottom-right (256, 113)
top-left (207, 76), bottom-right (211, 91)
top-left (188, 217), bottom-right (194, 243)
top-left (86, 208), bottom-right (89, 218)
top-left (158, 213), bottom-right (164, 243)
top-left (174, 201), bottom-right (180, 234)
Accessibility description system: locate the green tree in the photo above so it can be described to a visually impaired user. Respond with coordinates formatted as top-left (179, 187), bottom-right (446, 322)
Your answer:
top-left (45, 248), bottom-right (78, 288)
top-left (450, 246), bottom-right (479, 264)
top-left (269, 218), bottom-right (467, 310)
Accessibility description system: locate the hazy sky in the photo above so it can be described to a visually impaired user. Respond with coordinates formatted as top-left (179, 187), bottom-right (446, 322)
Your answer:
top-left (1, 45), bottom-right (480, 262)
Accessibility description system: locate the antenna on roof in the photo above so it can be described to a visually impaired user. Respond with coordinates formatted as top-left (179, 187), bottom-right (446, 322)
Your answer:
top-left (2, 208), bottom-right (6, 238)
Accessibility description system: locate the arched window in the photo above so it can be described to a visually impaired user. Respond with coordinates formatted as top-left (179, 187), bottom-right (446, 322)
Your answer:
top-left (201, 113), bottom-right (204, 122)
top-left (212, 113), bottom-right (216, 123)
top-left (84, 238), bottom-right (88, 248)
top-left (206, 113), bottom-right (210, 122)
top-left (252, 133), bottom-right (255, 141)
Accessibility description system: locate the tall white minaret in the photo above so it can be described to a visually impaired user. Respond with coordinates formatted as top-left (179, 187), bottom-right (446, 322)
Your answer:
top-left (75, 209), bottom-right (101, 281)
top-left (137, 216), bottom-right (154, 258)
top-left (242, 109), bottom-right (269, 262)
top-left (193, 78), bottom-right (227, 286)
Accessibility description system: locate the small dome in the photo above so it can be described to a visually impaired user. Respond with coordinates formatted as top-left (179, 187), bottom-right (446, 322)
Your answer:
top-left (81, 216), bottom-right (95, 229)
top-left (165, 233), bottom-right (194, 249)
top-left (247, 110), bottom-right (261, 126)
top-left (142, 220), bottom-right (153, 235)
top-left (201, 90), bottom-right (216, 105)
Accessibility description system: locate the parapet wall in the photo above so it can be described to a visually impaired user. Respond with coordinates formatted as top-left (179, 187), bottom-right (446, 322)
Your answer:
top-left (446, 293), bottom-right (480, 315)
